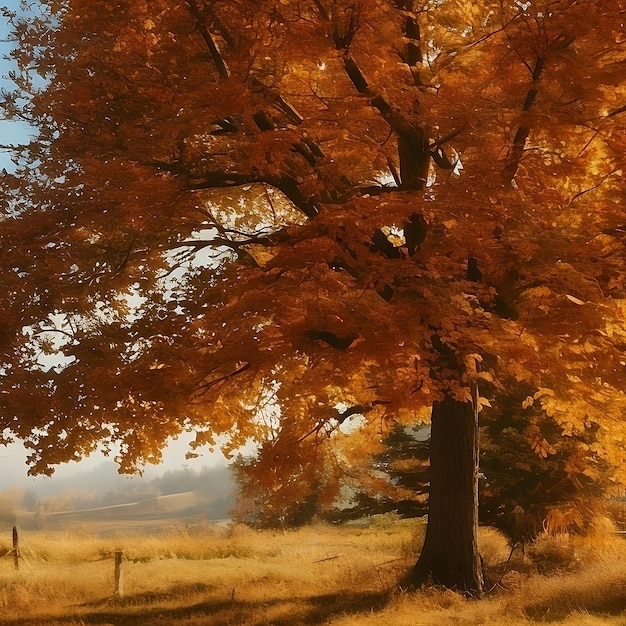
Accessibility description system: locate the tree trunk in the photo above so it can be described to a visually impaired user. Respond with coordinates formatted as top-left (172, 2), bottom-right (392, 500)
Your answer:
top-left (407, 391), bottom-right (483, 596)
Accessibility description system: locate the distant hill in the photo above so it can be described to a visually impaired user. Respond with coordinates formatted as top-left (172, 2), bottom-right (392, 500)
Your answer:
top-left (38, 491), bottom-right (230, 534)
top-left (1, 464), bottom-right (236, 531)
top-left (47, 491), bottom-right (200, 520)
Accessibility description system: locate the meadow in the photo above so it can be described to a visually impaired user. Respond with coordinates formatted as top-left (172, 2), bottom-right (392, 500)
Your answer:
top-left (0, 515), bottom-right (625, 626)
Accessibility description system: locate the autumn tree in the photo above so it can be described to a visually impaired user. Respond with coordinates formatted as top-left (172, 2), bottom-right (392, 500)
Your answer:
top-left (233, 438), bottom-right (339, 529)
top-left (1, 0), bottom-right (625, 596)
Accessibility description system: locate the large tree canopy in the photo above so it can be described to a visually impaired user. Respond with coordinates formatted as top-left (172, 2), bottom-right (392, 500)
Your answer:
top-left (1, 0), bottom-right (624, 535)
top-left (2, 0), bottom-right (625, 597)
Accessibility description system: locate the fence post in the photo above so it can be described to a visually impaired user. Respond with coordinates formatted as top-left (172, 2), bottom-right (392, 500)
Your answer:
top-left (114, 551), bottom-right (124, 598)
top-left (12, 526), bottom-right (19, 571)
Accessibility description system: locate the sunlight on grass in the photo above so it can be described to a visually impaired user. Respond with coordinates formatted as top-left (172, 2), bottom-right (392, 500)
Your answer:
top-left (0, 515), bottom-right (624, 625)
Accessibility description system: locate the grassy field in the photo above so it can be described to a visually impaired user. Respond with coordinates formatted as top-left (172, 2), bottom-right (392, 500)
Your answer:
top-left (0, 515), bottom-right (624, 625)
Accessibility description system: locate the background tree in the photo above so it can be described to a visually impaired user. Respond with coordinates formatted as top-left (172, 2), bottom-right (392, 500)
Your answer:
top-left (323, 386), bottom-right (612, 537)
top-left (326, 422), bottom-right (431, 522)
top-left (480, 387), bottom-right (613, 541)
top-left (233, 438), bottom-right (338, 529)
top-left (1, 0), bottom-right (625, 596)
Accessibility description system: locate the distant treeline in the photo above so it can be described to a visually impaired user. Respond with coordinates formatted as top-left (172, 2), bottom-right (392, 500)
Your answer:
top-left (0, 464), bottom-right (236, 526)
top-left (152, 465), bottom-right (235, 512)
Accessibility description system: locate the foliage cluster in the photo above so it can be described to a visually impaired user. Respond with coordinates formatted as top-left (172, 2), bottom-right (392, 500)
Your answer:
top-left (0, 0), bottom-right (623, 478)
top-left (235, 385), bottom-right (613, 537)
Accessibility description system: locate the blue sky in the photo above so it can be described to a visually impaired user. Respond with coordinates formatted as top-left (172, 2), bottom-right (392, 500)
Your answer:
top-left (0, 0), bottom-right (34, 172)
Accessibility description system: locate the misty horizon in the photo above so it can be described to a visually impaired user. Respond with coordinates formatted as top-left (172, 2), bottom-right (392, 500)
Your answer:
top-left (0, 433), bottom-right (232, 493)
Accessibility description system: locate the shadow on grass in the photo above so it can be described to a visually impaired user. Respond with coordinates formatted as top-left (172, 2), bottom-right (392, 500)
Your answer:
top-left (522, 583), bottom-right (626, 623)
top-left (0, 585), bottom-right (392, 626)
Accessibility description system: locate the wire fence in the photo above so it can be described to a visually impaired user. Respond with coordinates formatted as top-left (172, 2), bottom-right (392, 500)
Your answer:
top-left (0, 526), bottom-right (126, 598)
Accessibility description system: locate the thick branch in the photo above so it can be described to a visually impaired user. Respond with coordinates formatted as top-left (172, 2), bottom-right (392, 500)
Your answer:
top-left (273, 95), bottom-right (305, 125)
top-left (311, 2), bottom-right (435, 189)
top-left (252, 110), bottom-right (275, 131)
top-left (144, 160), bottom-right (320, 220)
top-left (502, 56), bottom-right (545, 183)
top-left (398, 131), bottom-right (429, 190)
top-left (251, 79), bottom-right (305, 126)
top-left (193, 174), bottom-right (319, 219)
top-left (298, 403), bottom-right (374, 443)
top-left (211, 117), bottom-right (239, 135)
top-left (342, 55), bottom-right (369, 93)
top-left (185, 0), bottom-right (230, 79)
top-left (405, 16), bottom-right (422, 66)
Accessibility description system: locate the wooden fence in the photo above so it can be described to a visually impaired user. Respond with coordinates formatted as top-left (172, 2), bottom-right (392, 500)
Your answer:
top-left (1, 527), bottom-right (125, 597)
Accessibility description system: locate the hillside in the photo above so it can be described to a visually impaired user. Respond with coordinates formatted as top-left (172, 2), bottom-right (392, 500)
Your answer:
top-left (0, 464), bottom-right (236, 533)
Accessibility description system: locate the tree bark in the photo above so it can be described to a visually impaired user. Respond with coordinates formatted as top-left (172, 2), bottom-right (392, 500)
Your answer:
top-left (407, 391), bottom-right (483, 596)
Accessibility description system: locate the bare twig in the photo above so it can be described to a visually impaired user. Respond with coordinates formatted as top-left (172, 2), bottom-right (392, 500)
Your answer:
top-left (313, 554), bottom-right (342, 563)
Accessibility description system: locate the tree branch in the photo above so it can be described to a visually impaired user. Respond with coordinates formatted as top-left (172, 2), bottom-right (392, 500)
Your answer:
top-left (568, 168), bottom-right (620, 204)
top-left (298, 403), bottom-right (373, 443)
top-left (144, 159), bottom-right (320, 220)
top-left (607, 103), bottom-right (626, 118)
top-left (185, 0), bottom-right (230, 79)
top-left (191, 362), bottom-right (251, 399)
top-left (502, 56), bottom-right (545, 183)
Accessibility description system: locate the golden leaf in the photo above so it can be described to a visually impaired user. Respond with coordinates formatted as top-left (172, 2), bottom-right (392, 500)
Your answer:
top-left (477, 396), bottom-right (492, 410)
top-left (565, 294), bottom-right (585, 305)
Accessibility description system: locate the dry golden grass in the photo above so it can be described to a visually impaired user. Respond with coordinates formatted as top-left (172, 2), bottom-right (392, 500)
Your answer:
top-left (0, 514), bottom-right (624, 626)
